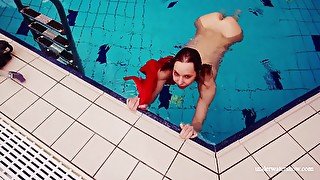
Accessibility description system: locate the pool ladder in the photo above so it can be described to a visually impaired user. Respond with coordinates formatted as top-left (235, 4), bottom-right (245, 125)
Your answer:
top-left (13, 0), bottom-right (84, 73)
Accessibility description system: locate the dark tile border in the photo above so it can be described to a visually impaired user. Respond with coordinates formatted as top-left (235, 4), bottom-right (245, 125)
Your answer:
top-left (1, 28), bottom-right (319, 153)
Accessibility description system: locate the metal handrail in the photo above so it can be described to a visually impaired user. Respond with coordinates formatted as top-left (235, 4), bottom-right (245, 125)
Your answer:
top-left (14, 0), bottom-right (84, 74)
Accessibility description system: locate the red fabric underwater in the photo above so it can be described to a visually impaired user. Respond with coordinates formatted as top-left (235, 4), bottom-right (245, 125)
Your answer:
top-left (123, 56), bottom-right (173, 105)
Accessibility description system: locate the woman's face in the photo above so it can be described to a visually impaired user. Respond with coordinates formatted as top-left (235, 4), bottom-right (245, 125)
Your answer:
top-left (173, 61), bottom-right (197, 89)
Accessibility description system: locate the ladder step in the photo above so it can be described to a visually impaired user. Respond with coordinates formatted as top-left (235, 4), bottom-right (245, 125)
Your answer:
top-left (21, 7), bottom-right (65, 34)
top-left (35, 36), bottom-right (74, 65)
top-left (29, 22), bottom-right (70, 49)
top-left (60, 49), bottom-right (74, 62)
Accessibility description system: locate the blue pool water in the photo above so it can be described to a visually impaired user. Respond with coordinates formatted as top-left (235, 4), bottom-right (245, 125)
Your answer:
top-left (1, 0), bottom-right (320, 145)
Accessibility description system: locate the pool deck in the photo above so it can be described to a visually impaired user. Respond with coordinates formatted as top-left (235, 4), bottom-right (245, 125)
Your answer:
top-left (1, 32), bottom-right (320, 180)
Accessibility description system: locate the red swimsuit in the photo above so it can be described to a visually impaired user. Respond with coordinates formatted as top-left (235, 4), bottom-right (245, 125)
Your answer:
top-left (123, 56), bottom-right (173, 105)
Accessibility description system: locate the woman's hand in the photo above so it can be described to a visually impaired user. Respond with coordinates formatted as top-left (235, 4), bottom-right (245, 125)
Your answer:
top-left (179, 123), bottom-right (198, 139)
top-left (126, 96), bottom-right (148, 111)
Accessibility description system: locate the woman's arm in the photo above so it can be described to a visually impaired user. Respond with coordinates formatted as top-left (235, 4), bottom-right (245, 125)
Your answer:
top-left (192, 81), bottom-right (216, 131)
top-left (180, 78), bottom-right (216, 139)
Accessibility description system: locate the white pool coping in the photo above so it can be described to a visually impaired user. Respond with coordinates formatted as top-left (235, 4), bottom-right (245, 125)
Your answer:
top-left (0, 32), bottom-right (319, 180)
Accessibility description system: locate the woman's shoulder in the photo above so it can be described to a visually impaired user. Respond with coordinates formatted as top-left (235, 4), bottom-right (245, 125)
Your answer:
top-left (197, 65), bottom-right (217, 87)
top-left (158, 69), bottom-right (172, 80)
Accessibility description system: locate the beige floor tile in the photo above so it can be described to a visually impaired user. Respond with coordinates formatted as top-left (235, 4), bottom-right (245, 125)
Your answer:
top-left (10, 41), bottom-right (39, 63)
top-left (180, 140), bottom-right (217, 172)
top-left (94, 148), bottom-right (138, 180)
top-left (135, 114), bottom-right (183, 150)
top-left (276, 105), bottom-right (316, 131)
top-left (216, 141), bottom-right (250, 172)
top-left (240, 121), bottom-right (285, 153)
top-left (61, 74), bottom-right (103, 102)
top-left (30, 56), bottom-right (69, 81)
top-left (43, 83), bottom-right (91, 119)
top-left (308, 96), bottom-right (320, 111)
top-left (293, 154), bottom-right (320, 180)
top-left (78, 104), bottom-right (131, 144)
top-left (273, 101), bottom-right (307, 122)
top-left (167, 153), bottom-right (218, 180)
top-left (52, 122), bottom-right (94, 160)
top-left (272, 168), bottom-right (302, 180)
top-left (119, 127), bottom-right (176, 174)
top-left (0, 75), bottom-right (5, 84)
top-left (19, 65), bottom-right (57, 96)
top-left (305, 92), bottom-right (320, 104)
top-left (220, 156), bottom-right (269, 180)
top-left (0, 33), bottom-right (13, 43)
top-left (72, 135), bottom-right (115, 176)
top-left (33, 110), bottom-right (74, 146)
top-left (252, 133), bottom-right (305, 177)
top-left (95, 94), bottom-right (141, 124)
top-left (15, 98), bottom-right (55, 132)
top-left (0, 88), bottom-right (38, 119)
top-left (0, 79), bottom-right (22, 105)
top-left (128, 162), bottom-right (163, 180)
top-left (309, 144), bottom-right (320, 164)
top-left (289, 113), bottom-right (320, 151)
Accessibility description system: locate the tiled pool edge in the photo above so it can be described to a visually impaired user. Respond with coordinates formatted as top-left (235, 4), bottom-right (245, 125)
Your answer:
top-left (1, 28), bottom-right (318, 153)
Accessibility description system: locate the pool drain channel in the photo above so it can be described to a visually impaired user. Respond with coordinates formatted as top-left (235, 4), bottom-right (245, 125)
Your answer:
top-left (0, 120), bottom-right (84, 180)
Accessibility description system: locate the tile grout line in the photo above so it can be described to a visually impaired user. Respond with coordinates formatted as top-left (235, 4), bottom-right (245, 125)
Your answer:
top-left (0, 81), bottom-right (24, 107)
top-left (10, 95), bottom-right (41, 122)
top-left (46, 119), bottom-right (95, 179)
top-left (277, 112), bottom-right (319, 154)
top-left (225, 113), bottom-right (318, 178)
top-left (243, 145), bottom-right (271, 179)
top-left (91, 146), bottom-right (119, 178)
top-left (214, 146), bottom-right (221, 180)
top-left (162, 140), bottom-right (185, 179)
top-left (276, 109), bottom-right (318, 134)
top-left (70, 133), bottom-right (95, 162)
top-left (269, 104), bottom-right (317, 179)
top-left (89, 114), bottom-right (144, 177)
top-left (289, 164), bottom-right (305, 180)
top-left (306, 142), bottom-right (320, 166)
top-left (27, 57), bottom-right (69, 82)
top-left (178, 150), bottom-right (219, 175)
top-left (218, 145), bottom-right (255, 175)
top-left (125, 161), bottom-right (140, 180)
top-left (45, 111), bottom-right (75, 147)
top-left (306, 101), bottom-right (320, 112)
top-left (31, 108), bottom-right (58, 134)
top-left (268, 150), bottom-right (310, 179)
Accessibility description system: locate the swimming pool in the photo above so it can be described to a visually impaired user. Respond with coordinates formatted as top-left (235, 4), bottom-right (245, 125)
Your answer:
top-left (1, 0), bottom-right (320, 147)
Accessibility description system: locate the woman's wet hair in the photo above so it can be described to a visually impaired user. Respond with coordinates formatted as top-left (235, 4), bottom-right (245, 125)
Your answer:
top-left (161, 47), bottom-right (213, 83)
